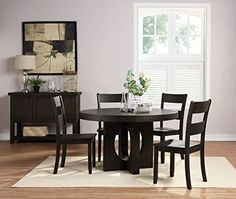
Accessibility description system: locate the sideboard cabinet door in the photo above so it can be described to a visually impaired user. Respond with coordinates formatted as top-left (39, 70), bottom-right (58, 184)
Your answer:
top-left (33, 96), bottom-right (54, 122)
top-left (11, 96), bottom-right (33, 122)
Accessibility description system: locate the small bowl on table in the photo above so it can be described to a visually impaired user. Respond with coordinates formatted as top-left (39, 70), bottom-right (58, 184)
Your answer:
top-left (135, 103), bottom-right (152, 113)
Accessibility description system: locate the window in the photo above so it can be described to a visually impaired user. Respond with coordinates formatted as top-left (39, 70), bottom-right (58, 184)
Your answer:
top-left (134, 4), bottom-right (210, 106)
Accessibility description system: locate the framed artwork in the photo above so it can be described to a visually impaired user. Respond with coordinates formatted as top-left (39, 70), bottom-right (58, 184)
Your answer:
top-left (22, 21), bottom-right (77, 75)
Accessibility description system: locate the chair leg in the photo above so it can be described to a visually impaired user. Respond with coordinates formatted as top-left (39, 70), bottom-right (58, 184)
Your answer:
top-left (179, 134), bottom-right (184, 160)
top-left (98, 132), bottom-right (102, 162)
top-left (53, 142), bottom-right (61, 174)
top-left (88, 142), bottom-right (92, 174)
top-left (160, 135), bottom-right (165, 164)
top-left (60, 144), bottom-right (67, 167)
top-left (153, 146), bottom-right (159, 184)
top-left (170, 152), bottom-right (175, 177)
top-left (200, 147), bottom-right (207, 182)
top-left (93, 139), bottom-right (96, 168)
top-left (185, 153), bottom-right (192, 190)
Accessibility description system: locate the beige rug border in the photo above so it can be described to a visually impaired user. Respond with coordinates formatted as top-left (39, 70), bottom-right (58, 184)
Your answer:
top-left (12, 156), bottom-right (236, 188)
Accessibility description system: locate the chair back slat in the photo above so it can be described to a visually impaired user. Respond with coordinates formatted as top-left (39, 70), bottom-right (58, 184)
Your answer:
top-left (97, 93), bottom-right (128, 128)
top-left (97, 93), bottom-right (128, 107)
top-left (188, 121), bottom-right (205, 136)
top-left (161, 93), bottom-right (188, 104)
top-left (185, 99), bottom-right (211, 148)
top-left (160, 93), bottom-right (187, 130)
top-left (51, 95), bottom-right (67, 136)
top-left (192, 101), bottom-right (211, 113)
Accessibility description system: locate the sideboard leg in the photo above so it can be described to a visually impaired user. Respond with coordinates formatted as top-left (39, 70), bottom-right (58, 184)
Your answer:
top-left (10, 122), bottom-right (15, 144)
top-left (17, 123), bottom-right (23, 137)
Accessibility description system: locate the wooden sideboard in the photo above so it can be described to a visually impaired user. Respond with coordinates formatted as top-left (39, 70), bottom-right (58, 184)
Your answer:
top-left (8, 92), bottom-right (81, 143)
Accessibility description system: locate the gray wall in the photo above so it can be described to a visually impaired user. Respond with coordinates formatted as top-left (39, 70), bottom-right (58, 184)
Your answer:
top-left (0, 0), bottom-right (236, 140)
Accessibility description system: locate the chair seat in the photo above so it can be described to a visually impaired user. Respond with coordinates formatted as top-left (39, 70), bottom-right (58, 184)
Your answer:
top-left (153, 127), bottom-right (180, 135)
top-left (155, 139), bottom-right (200, 151)
top-left (61, 133), bottom-right (96, 143)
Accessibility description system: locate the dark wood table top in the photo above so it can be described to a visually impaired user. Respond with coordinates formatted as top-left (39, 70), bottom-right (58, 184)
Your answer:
top-left (80, 108), bottom-right (178, 123)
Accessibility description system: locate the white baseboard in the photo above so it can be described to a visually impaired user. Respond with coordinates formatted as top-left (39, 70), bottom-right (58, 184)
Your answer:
top-left (205, 134), bottom-right (236, 141)
top-left (0, 132), bottom-right (236, 141)
top-left (0, 132), bottom-right (10, 140)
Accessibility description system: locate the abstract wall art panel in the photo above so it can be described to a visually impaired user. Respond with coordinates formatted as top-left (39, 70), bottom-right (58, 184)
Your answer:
top-left (22, 21), bottom-right (77, 75)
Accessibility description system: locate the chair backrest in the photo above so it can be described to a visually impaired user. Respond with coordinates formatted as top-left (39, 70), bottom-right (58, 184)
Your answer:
top-left (185, 99), bottom-right (212, 148)
top-left (51, 95), bottom-right (67, 136)
top-left (160, 93), bottom-right (188, 131)
top-left (97, 93), bottom-right (128, 128)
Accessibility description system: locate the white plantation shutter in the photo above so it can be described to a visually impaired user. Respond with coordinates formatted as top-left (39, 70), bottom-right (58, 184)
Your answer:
top-left (139, 62), bottom-right (204, 106)
top-left (136, 6), bottom-right (207, 105)
top-left (175, 63), bottom-right (204, 102)
top-left (139, 63), bottom-right (168, 106)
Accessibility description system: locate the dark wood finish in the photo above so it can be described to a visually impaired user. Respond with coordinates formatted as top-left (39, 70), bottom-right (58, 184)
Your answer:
top-left (103, 122), bottom-right (153, 174)
top-left (153, 93), bottom-right (187, 163)
top-left (80, 108), bottom-right (179, 123)
top-left (51, 95), bottom-right (96, 174)
top-left (80, 108), bottom-right (178, 174)
top-left (153, 99), bottom-right (212, 190)
top-left (8, 92), bottom-right (81, 143)
top-left (96, 93), bottom-right (128, 162)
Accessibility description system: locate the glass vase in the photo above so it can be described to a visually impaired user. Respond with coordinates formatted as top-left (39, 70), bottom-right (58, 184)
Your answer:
top-left (129, 94), bottom-right (141, 109)
top-left (48, 78), bottom-right (56, 92)
top-left (120, 92), bottom-right (129, 112)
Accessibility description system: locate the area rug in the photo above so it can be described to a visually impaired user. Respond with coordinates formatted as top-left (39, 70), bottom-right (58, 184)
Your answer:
top-left (13, 156), bottom-right (236, 188)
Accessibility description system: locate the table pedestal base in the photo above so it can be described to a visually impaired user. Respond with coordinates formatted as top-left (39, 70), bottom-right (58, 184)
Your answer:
top-left (103, 122), bottom-right (153, 174)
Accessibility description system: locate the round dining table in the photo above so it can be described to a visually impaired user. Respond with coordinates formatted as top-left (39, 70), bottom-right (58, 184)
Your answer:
top-left (80, 108), bottom-right (178, 174)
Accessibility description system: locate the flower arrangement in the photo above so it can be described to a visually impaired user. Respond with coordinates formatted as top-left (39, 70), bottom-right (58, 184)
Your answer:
top-left (123, 70), bottom-right (150, 96)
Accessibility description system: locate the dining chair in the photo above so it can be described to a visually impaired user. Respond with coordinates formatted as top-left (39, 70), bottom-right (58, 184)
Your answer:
top-left (97, 93), bottom-right (128, 162)
top-left (153, 99), bottom-right (212, 190)
top-left (51, 95), bottom-right (96, 174)
top-left (153, 93), bottom-right (187, 163)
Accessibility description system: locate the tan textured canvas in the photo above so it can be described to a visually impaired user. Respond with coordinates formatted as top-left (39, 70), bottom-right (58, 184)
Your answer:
top-left (23, 127), bottom-right (48, 137)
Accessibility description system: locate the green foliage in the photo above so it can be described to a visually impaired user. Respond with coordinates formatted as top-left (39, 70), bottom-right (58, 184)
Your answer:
top-left (123, 70), bottom-right (150, 96)
top-left (143, 14), bottom-right (168, 54)
top-left (28, 76), bottom-right (46, 87)
top-left (143, 16), bottom-right (155, 35)
top-left (143, 37), bottom-right (155, 54)
top-left (175, 14), bottom-right (198, 52)
top-left (156, 15), bottom-right (168, 43)
top-left (176, 24), bottom-right (197, 49)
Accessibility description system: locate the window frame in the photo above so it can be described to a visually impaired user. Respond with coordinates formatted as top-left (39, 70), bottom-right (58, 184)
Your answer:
top-left (134, 3), bottom-right (211, 104)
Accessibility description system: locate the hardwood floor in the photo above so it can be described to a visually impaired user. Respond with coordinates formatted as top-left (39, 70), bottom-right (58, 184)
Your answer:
top-left (0, 141), bottom-right (236, 198)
